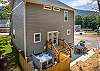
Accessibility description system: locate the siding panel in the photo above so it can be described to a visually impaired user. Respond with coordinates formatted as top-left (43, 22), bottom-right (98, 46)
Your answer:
top-left (13, 1), bottom-right (25, 51)
top-left (26, 3), bottom-right (74, 56)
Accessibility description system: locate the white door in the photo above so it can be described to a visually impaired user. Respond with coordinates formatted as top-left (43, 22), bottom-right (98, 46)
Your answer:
top-left (47, 31), bottom-right (59, 45)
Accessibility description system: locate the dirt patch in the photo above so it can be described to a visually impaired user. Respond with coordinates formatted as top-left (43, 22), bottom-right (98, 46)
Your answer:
top-left (71, 49), bottom-right (100, 71)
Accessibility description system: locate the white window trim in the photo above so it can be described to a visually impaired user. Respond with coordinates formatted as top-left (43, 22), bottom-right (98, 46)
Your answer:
top-left (13, 28), bottom-right (16, 39)
top-left (53, 7), bottom-right (60, 11)
top-left (43, 5), bottom-right (52, 10)
top-left (67, 29), bottom-right (71, 35)
top-left (34, 32), bottom-right (41, 43)
top-left (13, 28), bottom-right (15, 35)
top-left (64, 11), bottom-right (68, 22)
top-left (47, 31), bottom-right (59, 45)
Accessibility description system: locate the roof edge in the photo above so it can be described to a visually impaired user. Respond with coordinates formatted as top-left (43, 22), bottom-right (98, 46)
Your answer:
top-left (26, 0), bottom-right (74, 11)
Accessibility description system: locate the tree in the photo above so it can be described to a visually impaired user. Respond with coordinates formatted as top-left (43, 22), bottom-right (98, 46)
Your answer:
top-left (82, 15), bottom-right (97, 30)
top-left (96, 14), bottom-right (100, 26)
top-left (0, 0), bottom-right (11, 19)
top-left (0, 0), bottom-right (8, 4)
top-left (75, 15), bottom-right (98, 31)
top-left (75, 15), bottom-right (83, 26)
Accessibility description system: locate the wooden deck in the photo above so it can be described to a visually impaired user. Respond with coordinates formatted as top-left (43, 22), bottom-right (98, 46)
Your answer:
top-left (44, 39), bottom-right (72, 71)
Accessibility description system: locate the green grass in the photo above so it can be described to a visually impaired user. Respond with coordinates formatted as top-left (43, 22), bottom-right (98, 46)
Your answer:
top-left (85, 31), bottom-right (97, 34)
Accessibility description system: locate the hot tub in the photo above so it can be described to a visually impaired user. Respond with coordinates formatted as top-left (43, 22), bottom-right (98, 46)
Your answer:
top-left (32, 51), bottom-right (54, 70)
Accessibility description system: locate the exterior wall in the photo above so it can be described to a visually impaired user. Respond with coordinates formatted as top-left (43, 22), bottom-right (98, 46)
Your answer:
top-left (13, 0), bottom-right (24, 7)
top-left (26, 3), bottom-right (74, 56)
top-left (12, 0), bottom-right (25, 51)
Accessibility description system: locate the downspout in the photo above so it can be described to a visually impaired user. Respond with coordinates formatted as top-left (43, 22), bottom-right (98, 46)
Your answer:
top-left (97, 0), bottom-right (100, 12)
top-left (24, 1), bottom-right (27, 60)
top-left (9, 0), bottom-right (14, 44)
top-left (74, 10), bottom-right (75, 46)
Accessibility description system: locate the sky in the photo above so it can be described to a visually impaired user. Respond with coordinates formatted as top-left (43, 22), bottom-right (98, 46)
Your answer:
top-left (59, 0), bottom-right (98, 11)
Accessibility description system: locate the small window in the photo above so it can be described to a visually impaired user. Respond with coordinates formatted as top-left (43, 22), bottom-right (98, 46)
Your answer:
top-left (44, 5), bottom-right (52, 10)
top-left (53, 7), bottom-right (60, 11)
top-left (13, 29), bottom-right (15, 39)
top-left (34, 33), bottom-right (41, 43)
top-left (64, 11), bottom-right (68, 22)
top-left (13, 29), bottom-right (15, 35)
top-left (67, 29), bottom-right (71, 35)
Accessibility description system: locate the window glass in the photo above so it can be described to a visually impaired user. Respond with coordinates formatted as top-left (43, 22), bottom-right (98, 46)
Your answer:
top-left (13, 29), bottom-right (15, 38)
top-left (44, 5), bottom-right (52, 10)
top-left (34, 33), bottom-right (41, 43)
top-left (53, 7), bottom-right (60, 11)
top-left (67, 29), bottom-right (71, 35)
top-left (64, 11), bottom-right (68, 21)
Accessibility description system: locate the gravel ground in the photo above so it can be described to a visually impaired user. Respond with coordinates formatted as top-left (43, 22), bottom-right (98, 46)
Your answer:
top-left (70, 49), bottom-right (100, 71)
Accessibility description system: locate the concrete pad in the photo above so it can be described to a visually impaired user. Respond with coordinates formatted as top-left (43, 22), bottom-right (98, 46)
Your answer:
top-left (70, 48), bottom-right (96, 67)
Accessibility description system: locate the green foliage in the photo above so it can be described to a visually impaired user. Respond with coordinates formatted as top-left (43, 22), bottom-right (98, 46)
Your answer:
top-left (96, 14), bottom-right (100, 26)
top-left (83, 15), bottom-right (97, 30)
top-left (0, 36), bottom-right (12, 55)
top-left (0, 35), bottom-right (20, 71)
top-left (80, 40), bottom-right (85, 43)
top-left (75, 15), bottom-right (83, 25)
top-left (75, 14), bottom-right (100, 31)
top-left (0, 1), bottom-right (11, 19)
top-left (0, 0), bottom-right (8, 4)
top-left (1, 44), bottom-right (12, 55)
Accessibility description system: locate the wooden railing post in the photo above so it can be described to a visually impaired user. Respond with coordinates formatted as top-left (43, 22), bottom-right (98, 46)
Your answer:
top-left (63, 39), bottom-right (64, 48)
top-left (46, 40), bottom-right (60, 62)
top-left (58, 39), bottom-right (72, 57)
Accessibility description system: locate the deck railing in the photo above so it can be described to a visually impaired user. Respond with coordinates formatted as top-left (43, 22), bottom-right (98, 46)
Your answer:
top-left (46, 41), bottom-right (60, 62)
top-left (46, 39), bottom-right (72, 62)
top-left (58, 39), bottom-right (72, 56)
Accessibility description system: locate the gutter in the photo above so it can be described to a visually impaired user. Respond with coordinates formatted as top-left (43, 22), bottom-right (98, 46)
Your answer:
top-left (23, 1), bottom-right (27, 60)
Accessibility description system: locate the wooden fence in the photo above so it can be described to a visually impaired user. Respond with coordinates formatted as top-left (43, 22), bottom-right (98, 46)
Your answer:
top-left (18, 52), bottom-right (32, 71)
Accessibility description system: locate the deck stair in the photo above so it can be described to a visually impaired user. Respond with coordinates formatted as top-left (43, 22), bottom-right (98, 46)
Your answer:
top-left (44, 39), bottom-right (71, 71)
top-left (46, 39), bottom-right (71, 61)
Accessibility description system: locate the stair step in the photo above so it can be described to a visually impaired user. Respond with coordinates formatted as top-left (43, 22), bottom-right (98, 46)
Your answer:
top-left (59, 48), bottom-right (66, 52)
top-left (57, 47), bottom-right (66, 50)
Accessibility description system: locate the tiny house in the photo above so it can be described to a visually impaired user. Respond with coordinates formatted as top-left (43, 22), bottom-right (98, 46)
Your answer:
top-left (12, 0), bottom-right (74, 71)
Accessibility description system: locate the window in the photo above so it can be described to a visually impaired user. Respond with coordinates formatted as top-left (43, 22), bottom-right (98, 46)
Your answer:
top-left (64, 11), bottom-right (68, 22)
top-left (44, 5), bottom-right (52, 10)
top-left (67, 29), bottom-right (71, 35)
top-left (34, 33), bottom-right (41, 43)
top-left (53, 7), bottom-right (60, 11)
top-left (13, 29), bottom-right (15, 39)
top-left (13, 29), bottom-right (15, 35)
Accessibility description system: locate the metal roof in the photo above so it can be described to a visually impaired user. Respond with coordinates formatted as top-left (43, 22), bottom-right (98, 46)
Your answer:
top-left (26, 0), bottom-right (74, 11)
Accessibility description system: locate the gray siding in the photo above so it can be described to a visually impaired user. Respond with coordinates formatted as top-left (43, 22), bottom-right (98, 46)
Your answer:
top-left (12, 0), bottom-right (25, 51)
top-left (13, 0), bottom-right (24, 7)
top-left (26, 3), bottom-right (74, 56)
